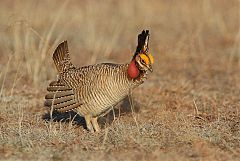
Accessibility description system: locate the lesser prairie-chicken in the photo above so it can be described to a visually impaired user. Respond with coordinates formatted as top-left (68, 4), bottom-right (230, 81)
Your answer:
top-left (45, 30), bottom-right (154, 132)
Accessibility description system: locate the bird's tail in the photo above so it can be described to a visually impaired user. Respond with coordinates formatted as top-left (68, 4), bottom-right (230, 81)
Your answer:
top-left (52, 41), bottom-right (74, 73)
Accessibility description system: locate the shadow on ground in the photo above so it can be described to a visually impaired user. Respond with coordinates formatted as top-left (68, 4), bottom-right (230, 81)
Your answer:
top-left (42, 96), bottom-right (141, 130)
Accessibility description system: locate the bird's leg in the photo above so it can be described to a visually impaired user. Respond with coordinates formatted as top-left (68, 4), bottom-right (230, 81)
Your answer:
top-left (91, 117), bottom-right (100, 132)
top-left (85, 115), bottom-right (94, 132)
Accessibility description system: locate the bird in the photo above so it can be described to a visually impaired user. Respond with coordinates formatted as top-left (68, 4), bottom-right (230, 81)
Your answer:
top-left (45, 30), bottom-right (154, 132)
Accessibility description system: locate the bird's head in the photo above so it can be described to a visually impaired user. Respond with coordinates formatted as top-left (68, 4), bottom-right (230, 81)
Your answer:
top-left (135, 52), bottom-right (154, 72)
top-left (128, 30), bottom-right (154, 79)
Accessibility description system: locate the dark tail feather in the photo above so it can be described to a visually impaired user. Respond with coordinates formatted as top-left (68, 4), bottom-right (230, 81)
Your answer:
top-left (52, 41), bottom-right (74, 73)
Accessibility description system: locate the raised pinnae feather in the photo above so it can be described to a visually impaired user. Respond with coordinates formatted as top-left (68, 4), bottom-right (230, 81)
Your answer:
top-left (53, 41), bottom-right (74, 73)
top-left (133, 30), bottom-right (150, 59)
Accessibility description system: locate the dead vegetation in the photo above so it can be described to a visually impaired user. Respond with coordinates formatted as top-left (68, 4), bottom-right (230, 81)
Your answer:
top-left (0, 0), bottom-right (239, 160)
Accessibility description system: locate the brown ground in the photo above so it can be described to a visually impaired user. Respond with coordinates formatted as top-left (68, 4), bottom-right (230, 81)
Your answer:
top-left (0, 0), bottom-right (239, 160)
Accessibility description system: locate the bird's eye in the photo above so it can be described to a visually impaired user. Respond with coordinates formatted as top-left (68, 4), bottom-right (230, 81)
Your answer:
top-left (140, 58), bottom-right (145, 64)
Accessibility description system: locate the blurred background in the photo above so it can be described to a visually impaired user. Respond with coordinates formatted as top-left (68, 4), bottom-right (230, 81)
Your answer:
top-left (0, 0), bottom-right (239, 92)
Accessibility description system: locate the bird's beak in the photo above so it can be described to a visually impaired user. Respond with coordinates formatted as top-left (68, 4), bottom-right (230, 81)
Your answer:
top-left (147, 65), bottom-right (153, 72)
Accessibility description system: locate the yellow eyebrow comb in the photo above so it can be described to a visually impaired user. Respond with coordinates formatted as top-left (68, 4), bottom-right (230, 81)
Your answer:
top-left (140, 53), bottom-right (154, 64)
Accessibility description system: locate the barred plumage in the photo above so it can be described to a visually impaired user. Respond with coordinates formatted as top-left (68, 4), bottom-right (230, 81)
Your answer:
top-left (45, 30), bottom-right (154, 132)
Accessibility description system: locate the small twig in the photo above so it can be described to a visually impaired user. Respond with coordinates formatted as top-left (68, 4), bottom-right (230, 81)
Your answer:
top-left (188, 100), bottom-right (205, 121)
top-left (101, 127), bottom-right (109, 149)
top-left (18, 106), bottom-right (24, 146)
top-left (0, 55), bottom-right (13, 97)
top-left (128, 91), bottom-right (140, 133)
top-left (69, 113), bottom-right (78, 128)
top-left (118, 104), bottom-right (121, 119)
top-left (112, 106), bottom-right (116, 122)
top-left (10, 61), bottom-right (23, 97)
top-left (50, 89), bottom-right (60, 120)
top-left (193, 99), bottom-right (199, 116)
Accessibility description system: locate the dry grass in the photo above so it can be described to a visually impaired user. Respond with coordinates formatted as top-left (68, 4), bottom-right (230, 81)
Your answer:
top-left (0, 0), bottom-right (239, 160)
